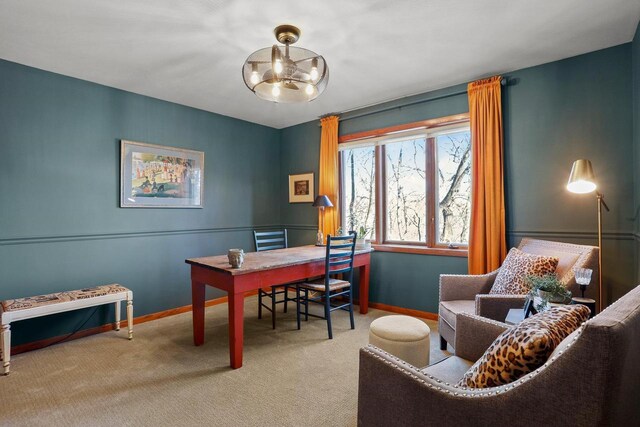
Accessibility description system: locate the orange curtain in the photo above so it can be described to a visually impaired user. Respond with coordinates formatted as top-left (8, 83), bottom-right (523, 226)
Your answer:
top-left (467, 76), bottom-right (507, 274)
top-left (319, 115), bottom-right (340, 242)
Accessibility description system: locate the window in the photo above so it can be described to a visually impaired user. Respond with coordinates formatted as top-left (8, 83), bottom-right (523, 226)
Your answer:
top-left (339, 114), bottom-right (471, 254)
top-left (342, 145), bottom-right (376, 241)
top-left (385, 138), bottom-right (427, 242)
top-left (436, 130), bottom-right (471, 245)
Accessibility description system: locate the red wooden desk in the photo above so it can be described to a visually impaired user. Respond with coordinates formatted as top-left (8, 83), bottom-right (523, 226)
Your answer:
top-left (186, 245), bottom-right (372, 369)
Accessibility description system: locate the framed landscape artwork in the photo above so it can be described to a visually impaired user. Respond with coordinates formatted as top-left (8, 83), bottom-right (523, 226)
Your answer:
top-left (288, 172), bottom-right (314, 203)
top-left (120, 140), bottom-right (204, 208)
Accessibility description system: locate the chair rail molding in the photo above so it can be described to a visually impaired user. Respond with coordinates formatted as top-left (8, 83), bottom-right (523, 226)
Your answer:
top-left (0, 224), bottom-right (283, 246)
top-left (280, 224), bottom-right (318, 231)
top-left (508, 230), bottom-right (634, 241)
top-left (3, 226), bottom-right (633, 247)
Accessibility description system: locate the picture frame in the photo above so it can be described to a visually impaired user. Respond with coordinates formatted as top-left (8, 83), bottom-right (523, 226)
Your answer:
top-left (120, 140), bottom-right (204, 208)
top-left (288, 172), bottom-right (314, 203)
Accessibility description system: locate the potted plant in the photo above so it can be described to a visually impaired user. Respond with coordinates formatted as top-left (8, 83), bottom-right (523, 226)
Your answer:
top-left (356, 226), bottom-right (371, 249)
top-left (526, 274), bottom-right (572, 311)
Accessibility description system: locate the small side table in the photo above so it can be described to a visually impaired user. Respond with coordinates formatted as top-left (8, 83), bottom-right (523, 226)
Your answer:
top-left (571, 297), bottom-right (596, 318)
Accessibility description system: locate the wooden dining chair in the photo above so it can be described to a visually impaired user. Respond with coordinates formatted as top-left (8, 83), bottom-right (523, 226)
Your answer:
top-left (295, 232), bottom-right (357, 339)
top-left (254, 229), bottom-right (294, 329)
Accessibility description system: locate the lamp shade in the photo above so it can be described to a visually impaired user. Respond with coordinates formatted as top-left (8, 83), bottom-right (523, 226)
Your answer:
top-left (312, 195), bottom-right (333, 208)
top-left (567, 159), bottom-right (597, 194)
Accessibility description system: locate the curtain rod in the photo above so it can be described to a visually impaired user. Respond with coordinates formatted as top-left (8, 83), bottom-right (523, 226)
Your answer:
top-left (319, 78), bottom-right (507, 125)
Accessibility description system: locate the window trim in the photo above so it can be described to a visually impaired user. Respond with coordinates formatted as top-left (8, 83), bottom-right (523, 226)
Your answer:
top-left (371, 244), bottom-right (468, 257)
top-left (339, 113), bottom-right (470, 256)
top-left (338, 113), bottom-right (470, 144)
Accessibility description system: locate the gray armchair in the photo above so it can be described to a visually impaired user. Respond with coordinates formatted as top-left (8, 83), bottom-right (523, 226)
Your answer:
top-left (358, 284), bottom-right (640, 427)
top-left (439, 238), bottom-right (598, 351)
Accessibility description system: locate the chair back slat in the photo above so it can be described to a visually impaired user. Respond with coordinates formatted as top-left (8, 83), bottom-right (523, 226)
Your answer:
top-left (254, 231), bottom-right (284, 237)
top-left (328, 243), bottom-right (353, 250)
top-left (257, 244), bottom-right (286, 251)
top-left (328, 235), bottom-right (356, 241)
top-left (323, 232), bottom-right (357, 287)
top-left (254, 229), bottom-right (288, 252)
top-left (256, 238), bottom-right (286, 244)
top-left (329, 251), bottom-right (352, 258)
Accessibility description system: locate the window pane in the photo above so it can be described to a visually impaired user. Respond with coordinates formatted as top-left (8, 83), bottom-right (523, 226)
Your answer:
top-left (342, 146), bottom-right (376, 240)
top-left (385, 139), bottom-right (427, 242)
top-left (436, 130), bottom-right (471, 245)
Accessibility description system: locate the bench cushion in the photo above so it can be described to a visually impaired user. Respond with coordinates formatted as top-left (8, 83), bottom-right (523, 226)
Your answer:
top-left (1, 284), bottom-right (129, 312)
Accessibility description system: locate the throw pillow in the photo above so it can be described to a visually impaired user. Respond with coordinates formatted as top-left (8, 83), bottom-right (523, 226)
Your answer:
top-left (457, 304), bottom-right (590, 388)
top-left (490, 247), bottom-right (559, 295)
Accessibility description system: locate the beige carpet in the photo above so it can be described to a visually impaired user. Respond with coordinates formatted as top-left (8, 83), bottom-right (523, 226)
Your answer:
top-left (0, 296), bottom-right (447, 426)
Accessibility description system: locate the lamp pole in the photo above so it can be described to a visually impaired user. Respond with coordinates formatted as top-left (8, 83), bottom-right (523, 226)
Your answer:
top-left (319, 206), bottom-right (325, 245)
top-left (596, 192), bottom-right (609, 313)
top-left (567, 159), bottom-right (609, 313)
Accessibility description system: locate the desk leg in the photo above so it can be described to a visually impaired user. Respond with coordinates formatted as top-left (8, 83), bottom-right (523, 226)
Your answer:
top-left (228, 291), bottom-right (244, 369)
top-left (192, 280), bottom-right (206, 346)
top-left (359, 263), bottom-right (370, 314)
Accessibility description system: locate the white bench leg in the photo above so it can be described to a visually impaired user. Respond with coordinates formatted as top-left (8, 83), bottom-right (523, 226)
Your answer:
top-left (2, 324), bottom-right (10, 375)
top-left (115, 301), bottom-right (121, 331)
top-left (127, 300), bottom-right (133, 340)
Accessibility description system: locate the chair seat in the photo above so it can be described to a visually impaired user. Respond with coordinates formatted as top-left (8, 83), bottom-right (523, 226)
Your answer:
top-left (420, 355), bottom-right (474, 385)
top-left (299, 278), bottom-right (350, 292)
top-left (439, 300), bottom-right (475, 329)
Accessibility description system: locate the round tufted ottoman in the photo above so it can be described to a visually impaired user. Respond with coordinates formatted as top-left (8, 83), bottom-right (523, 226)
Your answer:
top-left (368, 315), bottom-right (431, 367)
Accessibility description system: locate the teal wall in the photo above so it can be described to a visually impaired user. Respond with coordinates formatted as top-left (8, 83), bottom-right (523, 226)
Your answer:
top-left (2, 38), bottom-right (638, 346)
top-left (0, 59), bottom-right (281, 345)
top-left (281, 44), bottom-right (636, 314)
top-left (504, 44), bottom-right (634, 304)
top-left (633, 21), bottom-right (640, 281)
top-left (279, 120), bottom-right (322, 247)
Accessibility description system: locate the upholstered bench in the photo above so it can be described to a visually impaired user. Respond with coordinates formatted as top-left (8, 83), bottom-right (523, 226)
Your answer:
top-left (369, 315), bottom-right (431, 368)
top-left (1, 284), bottom-right (133, 375)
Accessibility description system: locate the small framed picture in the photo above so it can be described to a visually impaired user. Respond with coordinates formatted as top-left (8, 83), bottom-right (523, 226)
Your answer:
top-left (288, 172), bottom-right (314, 203)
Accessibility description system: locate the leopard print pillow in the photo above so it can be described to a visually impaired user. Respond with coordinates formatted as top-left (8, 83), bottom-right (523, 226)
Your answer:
top-left (457, 304), bottom-right (590, 388)
top-left (490, 247), bottom-right (559, 295)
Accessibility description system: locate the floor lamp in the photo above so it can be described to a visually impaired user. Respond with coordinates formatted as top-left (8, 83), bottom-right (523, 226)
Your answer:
top-left (566, 159), bottom-right (609, 312)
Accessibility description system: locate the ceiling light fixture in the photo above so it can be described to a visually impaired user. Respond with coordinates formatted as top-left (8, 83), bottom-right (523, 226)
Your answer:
top-left (242, 25), bottom-right (329, 103)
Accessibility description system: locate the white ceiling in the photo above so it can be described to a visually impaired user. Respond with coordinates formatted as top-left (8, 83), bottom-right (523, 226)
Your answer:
top-left (1, 0), bottom-right (639, 129)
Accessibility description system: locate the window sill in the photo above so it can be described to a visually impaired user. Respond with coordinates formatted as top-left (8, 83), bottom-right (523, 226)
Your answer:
top-left (371, 244), bottom-right (468, 257)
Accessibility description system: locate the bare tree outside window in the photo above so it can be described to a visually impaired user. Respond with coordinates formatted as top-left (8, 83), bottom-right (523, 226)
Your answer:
top-left (436, 130), bottom-right (471, 244)
top-left (342, 146), bottom-right (376, 239)
top-left (385, 139), bottom-right (426, 242)
top-left (339, 116), bottom-right (471, 249)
